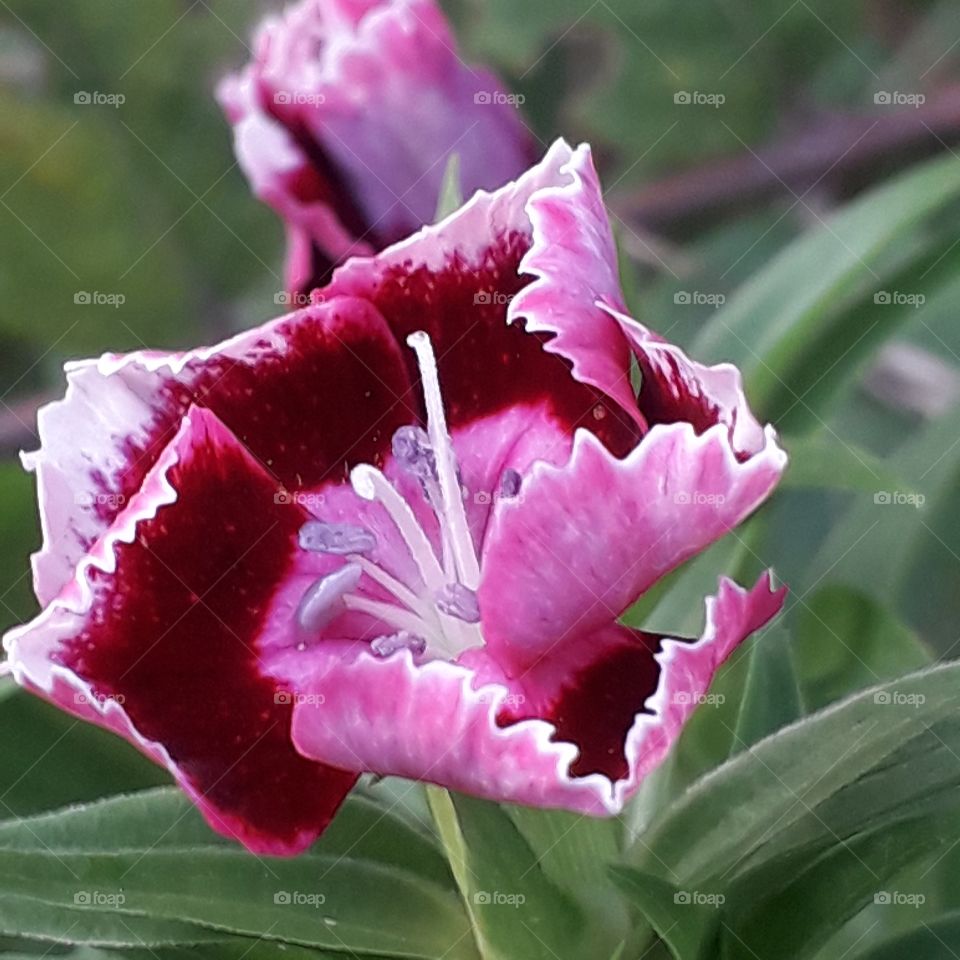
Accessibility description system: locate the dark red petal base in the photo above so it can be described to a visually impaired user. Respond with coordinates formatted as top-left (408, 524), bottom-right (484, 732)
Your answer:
top-left (92, 300), bottom-right (416, 546)
top-left (328, 231), bottom-right (643, 457)
top-left (59, 408), bottom-right (357, 853)
top-left (497, 625), bottom-right (674, 782)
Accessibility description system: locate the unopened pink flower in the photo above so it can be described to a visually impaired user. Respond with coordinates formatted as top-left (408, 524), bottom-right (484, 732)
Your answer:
top-left (4, 140), bottom-right (786, 855)
top-left (218, 0), bottom-right (534, 294)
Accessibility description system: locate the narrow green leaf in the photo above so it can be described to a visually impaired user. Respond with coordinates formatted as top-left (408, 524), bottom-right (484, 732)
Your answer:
top-left (610, 867), bottom-right (719, 960)
top-left (720, 811), bottom-right (960, 960)
top-left (633, 662), bottom-right (960, 886)
top-left (730, 623), bottom-right (802, 754)
top-left (427, 789), bottom-right (595, 960)
top-left (693, 154), bottom-right (960, 416)
top-left (780, 433), bottom-right (915, 494)
top-left (0, 939), bottom-right (375, 960)
top-left (0, 692), bottom-right (167, 819)
top-left (793, 586), bottom-right (931, 711)
top-left (811, 406), bottom-right (960, 655)
top-left (0, 789), bottom-right (474, 958)
top-left (847, 912), bottom-right (960, 960)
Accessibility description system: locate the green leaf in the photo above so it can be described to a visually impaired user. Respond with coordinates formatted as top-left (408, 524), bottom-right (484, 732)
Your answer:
top-left (848, 912), bottom-right (960, 960)
top-left (793, 586), bottom-right (931, 711)
top-left (0, 940), bottom-right (363, 960)
top-left (0, 691), bottom-right (167, 819)
top-left (505, 805), bottom-right (631, 919)
top-left (427, 789), bottom-right (596, 960)
top-left (780, 433), bottom-right (915, 494)
top-left (719, 811), bottom-right (960, 960)
top-left (633, 662), bottom-right (960, 887)
top-left (609, 867), bottom-right (719, 960)
top-left (811, 405), bottom-right (960, 655)
top-left (0, 788), bottom-right (474, 958)
top-left (768, 243), bottom-right (960, 434)
top-left (730, 623), bottom-right (802, 754)
top-left (0, 896), bottom-right (220, 950)
top-left (693, 154), bottom-right (960, 419)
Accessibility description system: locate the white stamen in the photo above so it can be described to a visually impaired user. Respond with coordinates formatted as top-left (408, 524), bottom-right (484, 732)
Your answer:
top-left (406, 331), bottom-right (481, 589)
top-left (343, 594), bottom-right (435, 640)
top-left (349, 554), bottom-right (437, 624)
top-left (392, 425), bottom-right (456, 578)
top-left (350, 464), bottom-right (446, 592)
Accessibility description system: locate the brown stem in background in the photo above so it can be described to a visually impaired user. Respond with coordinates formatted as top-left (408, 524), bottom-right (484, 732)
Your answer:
top-left (616, 85), bottom-right (960, 229)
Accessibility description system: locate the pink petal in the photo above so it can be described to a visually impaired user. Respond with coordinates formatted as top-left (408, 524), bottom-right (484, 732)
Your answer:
top-left (26, 297), bottom-right (414, 605)
top-left (325, 138), bottom-right (644, 453)
top-left (477, 421), bottom-right (787, 675)
top-left (5, 407), bottom-right (358, 855)
top-left (510, 145), bottom-right (643, 433)
top-left (290, 574), bottom-right (784, 814)
top-left (218, 0), bottom-right (534, 291)
top-left (607, 307), bottom-right (768, 457)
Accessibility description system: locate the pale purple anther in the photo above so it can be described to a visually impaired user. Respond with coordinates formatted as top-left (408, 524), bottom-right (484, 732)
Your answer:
top-left (299, 520), bottom-right (377, 555)
top-left (392, 425), bottom-right (437, 483)
top-left (371, 631), bottom-right (427, 658)
top-left (435, 582), bottom-right (481, 623)
top-left (296, 564), bottom-right (362, 634)
top-left (500, 468), bottom-right (522, 499)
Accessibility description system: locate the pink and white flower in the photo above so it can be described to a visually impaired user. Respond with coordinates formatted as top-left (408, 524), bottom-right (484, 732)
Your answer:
top-left (218, 0), bottom-right (534, 294)
top-left (3, 140), bottom-right (786, 855)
